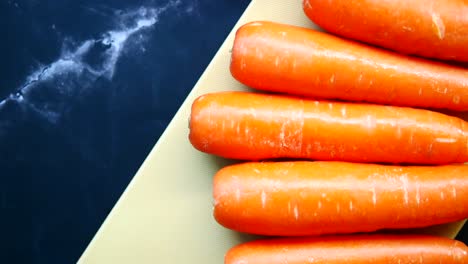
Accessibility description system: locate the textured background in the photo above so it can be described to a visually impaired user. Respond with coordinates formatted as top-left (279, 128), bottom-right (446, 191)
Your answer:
top-left (0, 0), bottom-right (465, 263)
top-left (1, 0), bottom-right (249, 262)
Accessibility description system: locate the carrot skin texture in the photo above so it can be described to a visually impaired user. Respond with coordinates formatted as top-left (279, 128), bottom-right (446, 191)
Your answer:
top-left (225, 235), bottom-right (468, 264)
top-left (189, 91), bottom-right (468, 165)
top-left (213, 161), bottom-right (468, 236)
top-left (230, 21), bottom-right (468, 111)
top-left (303, 0), bottom-right (468, 62)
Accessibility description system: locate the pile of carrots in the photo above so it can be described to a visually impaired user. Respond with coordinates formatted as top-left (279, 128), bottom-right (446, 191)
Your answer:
top-left (189, 0), bottom-right (468, 263)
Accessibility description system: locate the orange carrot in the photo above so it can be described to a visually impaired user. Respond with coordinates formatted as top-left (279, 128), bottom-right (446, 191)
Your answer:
top-left (189, 91), bottom-right (468, 165)
top-left (230, 21), bottom-right (468, 111)
top-left (213, 161), bottom-right (468, 236)
top-left (225, 235), bottom-right (468, 264)
top-left (303, 0), bottom-right (468, 62)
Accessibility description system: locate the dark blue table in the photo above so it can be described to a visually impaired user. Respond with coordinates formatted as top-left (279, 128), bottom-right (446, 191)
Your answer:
top-left (1, 1), bottom-right (250, 262)
top-left (0, 0), bottom-right (465, 263)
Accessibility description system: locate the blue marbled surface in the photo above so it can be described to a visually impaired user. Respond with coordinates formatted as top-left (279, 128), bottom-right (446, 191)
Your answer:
top-left (1, 0), bottom-right (249, 262)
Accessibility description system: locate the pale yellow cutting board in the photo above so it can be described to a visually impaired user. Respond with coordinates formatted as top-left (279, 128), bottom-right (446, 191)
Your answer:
top-left (78, 0), bottom-right (467, 263)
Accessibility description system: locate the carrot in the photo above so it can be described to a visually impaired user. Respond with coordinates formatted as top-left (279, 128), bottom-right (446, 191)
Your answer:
top-left (213, 161), bottom-right (468, 236)
top-left (189, 91), bottom-right (468, 165)
top-left (303, 0), bottom-right (468, 62)
top-left (229, 21), bottom-right (468, 111)
top-left (225, 235), bottom-right (468, 264)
